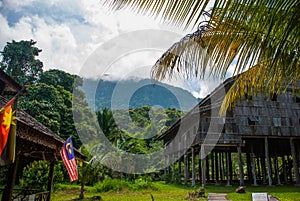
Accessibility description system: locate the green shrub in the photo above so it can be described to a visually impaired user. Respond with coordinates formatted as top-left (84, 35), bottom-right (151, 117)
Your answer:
top-left (95, 178), bottom-right (129, 192)
top-left (131, 178), bottom-right (158, 191)
top-left (94, 177), bottom-right (158, 192)
top-left (20, 160), bottom-right (65, 190)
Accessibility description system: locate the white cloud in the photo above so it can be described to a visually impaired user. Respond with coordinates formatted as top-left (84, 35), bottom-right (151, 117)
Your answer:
top-left (0, 0), bottom-right (223, 98)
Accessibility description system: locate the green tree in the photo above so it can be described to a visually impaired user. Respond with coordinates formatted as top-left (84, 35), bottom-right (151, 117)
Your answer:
top-left (103, 0), bottom-right (299, 112)
top-left (0, 40), bottom-right (43, 85)
top-left (19, 69), bottom-right (91, 148)
top-left (96, 108), bottom-right (121, 147)
top-left (40, 69), bottom-right (82, 92)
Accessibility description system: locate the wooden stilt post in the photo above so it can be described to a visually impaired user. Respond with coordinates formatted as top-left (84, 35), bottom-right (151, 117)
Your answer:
top-left (265, 137), bottom-right (272, 186)
top-left (282, 155), bottom-right (287, 184)
top-left (226, 151), bottom-right (231, 186)
top-left (184, 153), bottom-right (188, 185)
top-left (198, 152), bottom-right (202, 183)
top-left (215, 152), bottom-right (219, 185)
top-left (274, 151), bottom-right (281, 185)
top-left (172, 154), bottom-right (176, 178)
top-left (201, 156), bottom-right (206, 187)
top-left (261, 153), bottom-right (267, 184)
top-left (222, 152), bottom-right (225, 182)
top-left (167, 154), bottom-right (171, 175)
top-left (237, 144), bottom-right (244, 186)
top-left (178, 142), bottom-right (181, 174)
top-left (192, 147), bottom-right (195, 186)
top-left (2, 154), bottom-right (19, 201)
top-left (288, 157), bottom-right (293, 184)
top-left (47, 161), bottom-right (55, 201)
top-left (257, 156), bottom-right (261, 182)
top-left (211, 152), bottom-right (215, 181)
top-left (200, 146), bottom-right (206, 187)
top-left (228, 151), bottom-right (233, 182)
top-left (206, 155), bottom-right (210, 182)
top-left (164, 155), bottom-right (166, 176)
top-left (178, 157), bottom-right (181, 174)
top-left (219, 152), bottom-right (223, 181)
top-left (251, 144), bottom-right (257, 186)
top-left (187, 153), bottom-right (190, 180)
top-left (290, 139), bottom-right (300, 185)
top-left (246, 152), bottom-right (252, 184)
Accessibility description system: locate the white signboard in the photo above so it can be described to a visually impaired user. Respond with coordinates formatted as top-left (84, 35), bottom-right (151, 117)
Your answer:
top-left (252, 193), bottom-right (268, 201)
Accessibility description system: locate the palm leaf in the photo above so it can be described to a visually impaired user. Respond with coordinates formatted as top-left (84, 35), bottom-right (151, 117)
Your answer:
top-left (102, 0), bottom-right (300, 113)
top-left (102, 0), bottom-right (211, 29)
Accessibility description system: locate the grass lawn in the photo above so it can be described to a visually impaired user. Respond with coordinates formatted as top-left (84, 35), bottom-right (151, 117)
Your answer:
top-left (51, 182), bottom-right (300, 201)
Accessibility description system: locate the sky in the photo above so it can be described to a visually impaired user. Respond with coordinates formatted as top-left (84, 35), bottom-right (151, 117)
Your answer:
top-left (0, 0), bottom-right (224, 98)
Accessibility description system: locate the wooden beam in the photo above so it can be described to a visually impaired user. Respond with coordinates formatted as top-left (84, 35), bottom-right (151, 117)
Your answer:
top-left (47, 161), bottom-right (55, 201)
top-left (2, 155), bottom-right (19, 201)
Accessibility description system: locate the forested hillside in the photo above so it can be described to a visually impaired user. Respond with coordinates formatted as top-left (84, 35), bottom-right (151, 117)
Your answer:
top-left (81, 78), bottom-right (200, 111)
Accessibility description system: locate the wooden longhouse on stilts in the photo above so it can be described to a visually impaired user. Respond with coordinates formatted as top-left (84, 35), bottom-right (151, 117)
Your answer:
top-left (158, 76), bottom-right (300, 187)
top-left (0, 70), bottom-right (86, 201)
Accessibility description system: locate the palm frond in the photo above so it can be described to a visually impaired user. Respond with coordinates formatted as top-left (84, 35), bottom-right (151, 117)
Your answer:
top-left (150, 0), bottom-right (299, 112)
top-left (220, 64), bottom-right (300, 116)
top-left (102, 0), bottom-right (211, 29)
top-left (102, 0), bottom-right (300, 113)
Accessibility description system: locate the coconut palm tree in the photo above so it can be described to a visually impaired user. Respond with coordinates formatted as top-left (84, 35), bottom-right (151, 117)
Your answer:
top-left (102, 0), bottom-right (299, 113)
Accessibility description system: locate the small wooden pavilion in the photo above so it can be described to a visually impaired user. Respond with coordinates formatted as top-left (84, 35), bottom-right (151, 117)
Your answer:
top-left (0, 70), bottom-right (86, 201)
top-left (158, 75), bottom-right (300, 187)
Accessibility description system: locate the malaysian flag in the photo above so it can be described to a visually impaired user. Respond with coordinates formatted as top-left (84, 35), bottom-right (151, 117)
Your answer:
top-left (60, 137), bottom-right (78, 182)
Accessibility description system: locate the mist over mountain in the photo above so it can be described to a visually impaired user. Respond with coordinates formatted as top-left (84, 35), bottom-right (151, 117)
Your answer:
top-left (81, 78), bottom-right (200, 111)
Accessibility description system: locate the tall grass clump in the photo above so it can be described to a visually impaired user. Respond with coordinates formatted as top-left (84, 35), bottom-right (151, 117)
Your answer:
top-left (95, 178), bottom-right (129, 192)
top-left (131, 178), bottom-right (158, 191)
top-left (94, 177), bottom-right (158, 193)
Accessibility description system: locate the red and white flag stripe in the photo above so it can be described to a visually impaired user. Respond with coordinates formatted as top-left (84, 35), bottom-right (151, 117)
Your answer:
top-left (60, 146), bottom-right (78, 182)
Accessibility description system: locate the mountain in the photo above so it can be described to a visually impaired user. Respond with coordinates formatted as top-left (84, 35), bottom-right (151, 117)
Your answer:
top-left (81, 78), bottom-right (200, 111)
